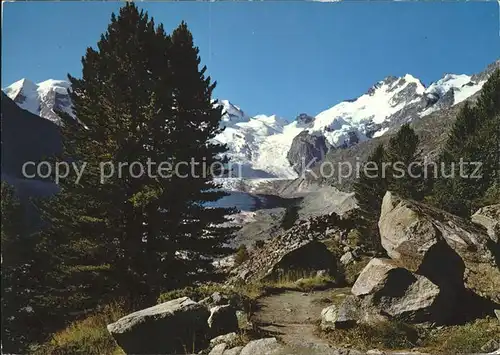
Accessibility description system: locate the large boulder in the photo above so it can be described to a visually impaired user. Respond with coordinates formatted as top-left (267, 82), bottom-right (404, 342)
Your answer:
top-left (472, 204), bottom-right (500, 243)
top-left (379, 191), bottom-right (500, 305)
top-left (107, 297), bottom-right (210, 354)
top-left (352, 258), bottom-right (450, 323)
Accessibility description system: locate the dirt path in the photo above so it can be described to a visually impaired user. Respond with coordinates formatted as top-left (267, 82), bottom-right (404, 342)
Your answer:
top-left (252, 288), bottom-right (351, 352)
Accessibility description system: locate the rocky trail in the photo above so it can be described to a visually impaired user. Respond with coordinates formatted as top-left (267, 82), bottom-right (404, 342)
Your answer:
top-left (252, 288), bottom-right (353, 354)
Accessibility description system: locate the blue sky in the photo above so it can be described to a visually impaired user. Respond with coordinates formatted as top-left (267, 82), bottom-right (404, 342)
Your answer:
top-left (2, 1), bottom-right (499, 119)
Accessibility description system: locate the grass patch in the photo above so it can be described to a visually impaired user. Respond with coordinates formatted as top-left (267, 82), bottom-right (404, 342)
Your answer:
top-left (424, 317), bottom-right (500, 354)
top-left (321, 317), bottom-right (500, 353)
top-left (32, 303), bottom-right (126, 355)
top-left (270, 271), bottom-right (335, 292)
top-left (321, 321), bottom-right (422, 351)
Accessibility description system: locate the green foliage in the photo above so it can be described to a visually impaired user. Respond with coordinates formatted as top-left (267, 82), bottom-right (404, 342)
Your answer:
top-left (431, 69), bottom-right (500, 217)
top-left (1, 182), bottom-right (49, 352)
top-left (234, 245), bottom-right (250, 266)
top-left (385, 123), bottom-right (427, 201)
top-left (353, 143), bottom-right (387, 250)
top-left (346, 228), bottom-right (363, 247)
top-left (281, 204), bottom-right (300, 230)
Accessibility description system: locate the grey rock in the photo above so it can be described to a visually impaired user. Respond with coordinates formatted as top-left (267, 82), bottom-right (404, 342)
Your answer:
top-left (296, 113), bottom-right (315, 126)
top-left (366, 350), bottom-right (385, 355)
top-left (340, 252), bottom-right (355, 266)
top-left (495, 309), bottom-right (500, 322)
top-left (223, 346), bottom-right (244, 355)
top-left (335, 296), bottom-right (362, 328)
top-left (352, 258), bottom-right (398, 297)
top-left (208, 305), bottom-right (239, 337)
top-left (210, 343), bottom-right (228, 355)
top-left (379, 191), bottom-right (500, 304)
top-left (239, 337), bottom-right (282, 355)
top-left (320, 304), bottom-right (338, 330)
top-left (472, 204), bottom-right (500, 243)
top-left (107, 297), bottom-right (209, 355)
top-left (354, 259), bottom-right (447, 323)
top-left (287, 131), bottom-right (329, 174)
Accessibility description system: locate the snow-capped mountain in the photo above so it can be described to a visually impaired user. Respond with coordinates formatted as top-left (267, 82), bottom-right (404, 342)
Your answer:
top-left (3, 78), bottom-right (74, 124)
top-left (3, 60), bottom-right (496, 180)
top-left (214, 67), bottom-right (488, 179)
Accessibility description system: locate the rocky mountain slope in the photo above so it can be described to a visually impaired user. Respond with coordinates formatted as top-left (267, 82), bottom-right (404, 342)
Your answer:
top-left (4, 60), bottom-right (497, 183)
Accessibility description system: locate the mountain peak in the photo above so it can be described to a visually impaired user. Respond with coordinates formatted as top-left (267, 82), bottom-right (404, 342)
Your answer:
top-left (2, 78), bottom-right (73, 124)
top-left (3, 78), bottom-right (37, 98)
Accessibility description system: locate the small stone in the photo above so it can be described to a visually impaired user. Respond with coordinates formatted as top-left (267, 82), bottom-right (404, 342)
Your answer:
top-left (494, 309), bottom-right (500, 322)
top-left (320, 304), bottom-right (338, 331)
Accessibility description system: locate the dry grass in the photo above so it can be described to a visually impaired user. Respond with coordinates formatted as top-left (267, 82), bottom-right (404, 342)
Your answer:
top-left (32, 303), bottom-right (126, 355)
top-left (321, 317), bottom-right (500, 354)
top-left (321, 321), bottom-right (421, 351)
top-left (424, 317), bottom-right (500, 354)
top-left (270, 270), bottom-right (335, 292)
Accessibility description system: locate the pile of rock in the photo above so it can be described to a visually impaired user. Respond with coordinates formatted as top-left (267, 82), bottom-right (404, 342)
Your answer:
top-left (227, 212), bottom-right (346, 284)
top-left (321, 192), bottom-right (500, 330)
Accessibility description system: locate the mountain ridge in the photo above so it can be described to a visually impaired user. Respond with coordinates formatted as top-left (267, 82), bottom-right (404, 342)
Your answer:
top-left (3, 59), bottom-right (498, 181)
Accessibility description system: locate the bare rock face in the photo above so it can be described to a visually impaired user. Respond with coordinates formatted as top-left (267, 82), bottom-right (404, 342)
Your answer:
top-left (107, 297), bottom-right (210, 354)
top-left (472, 204), bottom-right (500, 243)
top-left (287, 131), bottom-right (329, 174)
top-left (378, 191), bottom-right (500, 305)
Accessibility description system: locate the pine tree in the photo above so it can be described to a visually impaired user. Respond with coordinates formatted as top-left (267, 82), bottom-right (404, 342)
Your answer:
top-left (353, 143), bottom-right (387, 250)
top-left (385, 123), bottom-right (426, 201)
top-left (166, 22), bottom-right (237, 286)
top-left (38, 3), bottom-right (177, 307)
top-left (38, 4), bottom-right (237, 311)
top-left (431, 69), bottom-right (500, 216)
